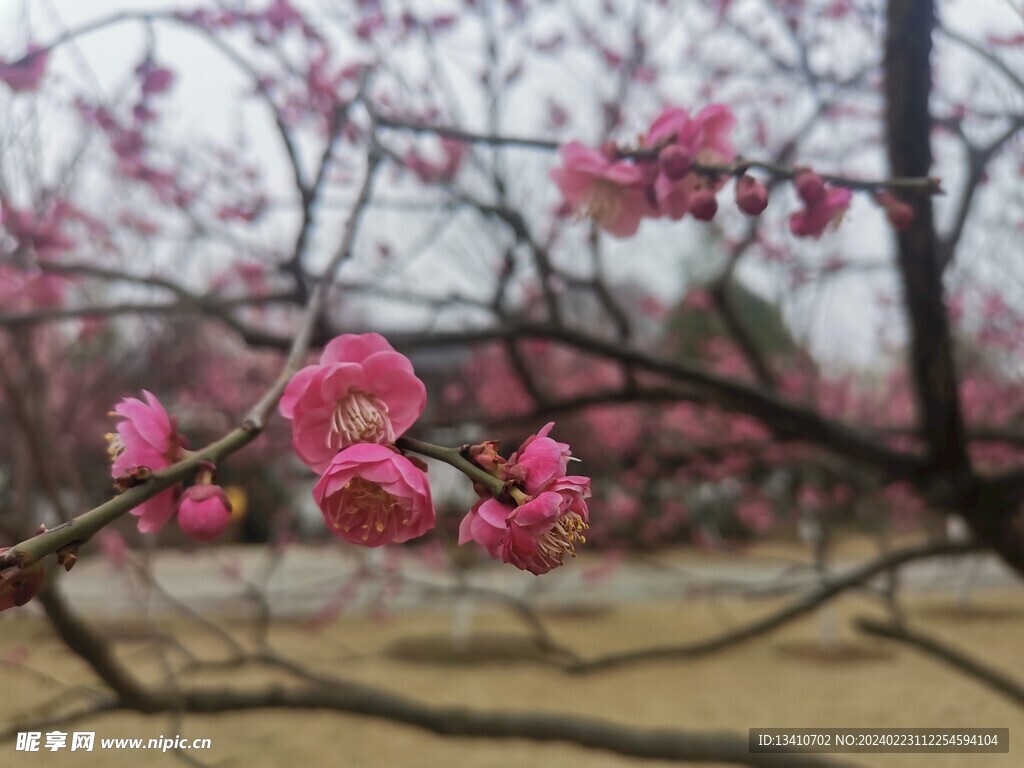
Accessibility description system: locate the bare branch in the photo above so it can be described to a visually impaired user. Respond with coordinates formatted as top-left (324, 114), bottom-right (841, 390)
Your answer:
top-left (856, 617), bottom-right (1024, 706)
top-left (567, 541), bottom-right (979, 673)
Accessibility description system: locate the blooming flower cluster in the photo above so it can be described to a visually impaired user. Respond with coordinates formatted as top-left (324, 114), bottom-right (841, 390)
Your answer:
top-left (550, 104), bottom-right (867, 240)
top-left (278, 335), bottom-right (590, 573)
top-left (279, 334), bottom-right (435, 547)
top-left (459, 423), bottom-right (591, 575)
top-left (102, 335), bottom-right (589, 576)
top-left (107, 391), bottom-right (233, 541)
top-left (550, 104), bottom-right (747, 237)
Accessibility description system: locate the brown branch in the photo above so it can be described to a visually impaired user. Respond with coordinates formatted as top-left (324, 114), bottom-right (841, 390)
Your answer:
top-left (386, 323), bottom-right (925, 477)
top-left (885, 3), bottom-right (972, 481)
top-left (31, 580), bottom-right (854, 767)
top-left (0, 291), bottom-right (296, 328)
top-left (374, 117), bottom-right (938, 194)
top-left (937, 116), bottom-right (1024, 268)
top-left (566, 541), bottom-right (979, 674)
top-left (856, 617), bottom-right (1024, 706)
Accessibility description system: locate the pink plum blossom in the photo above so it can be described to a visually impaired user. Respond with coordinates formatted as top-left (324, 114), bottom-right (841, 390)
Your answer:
top-left (107, 391), bottom-right (185, 533)
top-left (280, 333), bottom-right (427, 472)
top-left (646, 104), bottom-right (736, 220)
top-left (789, 186), bottom-right (852, 238)
top-left (502, 422), bottom-right (571, 488)
top-left (460, 476), bottom-right (591, 575)
top-left (459, 423), bottom-right (591, 575)
top-left (550, 141), bottom-right (656, 237)
top-left (313, 443), bottom-right (435, 546)
top-left (178, 484), bottom-right (233, 542)
top-left (0, 45), bottom-right (49, 92)
top-left (1, 201), bottom-right (76, 260)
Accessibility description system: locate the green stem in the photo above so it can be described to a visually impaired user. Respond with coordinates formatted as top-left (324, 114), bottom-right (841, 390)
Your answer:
top-left (1, 427), bottom-right (255, 570)
top-left (397, 437), bottom-right (527, 504)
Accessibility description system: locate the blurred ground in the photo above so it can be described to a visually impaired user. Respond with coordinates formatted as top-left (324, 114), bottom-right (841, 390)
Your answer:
top-left (1, 538), bottom-right (1021, 768)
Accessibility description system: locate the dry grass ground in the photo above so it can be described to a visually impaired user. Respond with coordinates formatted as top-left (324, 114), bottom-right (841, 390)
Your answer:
top-left (1, 543), bottom-right (1021, 768)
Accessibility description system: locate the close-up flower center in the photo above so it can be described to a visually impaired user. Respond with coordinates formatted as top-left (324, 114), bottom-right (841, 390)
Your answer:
top-left (326, 476), bottom-right (407, 541)
top-left (105, 432), bottom-right (125, 462)
top-left (329, 390), bottom-right (395, 449)
top-left (582, 179), bottom-right (623, 224)
top-left (536, 511), bottom-right (589, 568)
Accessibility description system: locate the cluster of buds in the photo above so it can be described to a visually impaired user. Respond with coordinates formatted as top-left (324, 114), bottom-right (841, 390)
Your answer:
top-left (549, 104), bottom-right (740, 237)
top-left (549, 104), bottom-right (922, 241)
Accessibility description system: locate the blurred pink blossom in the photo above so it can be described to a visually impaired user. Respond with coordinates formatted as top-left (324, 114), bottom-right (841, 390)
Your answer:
top-left (789, 187), bottom-right (852, 238)
top-left (647, 105), bottom-right (735, 220)
top-left (0, 45), bottom-right (49, 92)
top-left (550, 141), bottom-right (656, 237)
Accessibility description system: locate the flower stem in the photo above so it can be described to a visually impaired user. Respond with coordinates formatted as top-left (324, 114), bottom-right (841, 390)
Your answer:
top-left (397, 436), bottom-right (525, 504)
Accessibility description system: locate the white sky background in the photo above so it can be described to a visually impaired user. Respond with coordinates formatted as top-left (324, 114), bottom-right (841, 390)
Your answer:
top-left (1, 0), bottom-right (1022, 373)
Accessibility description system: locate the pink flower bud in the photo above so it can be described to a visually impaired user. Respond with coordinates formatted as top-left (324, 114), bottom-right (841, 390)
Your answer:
top-left (688, 188), bottom-right (719, 221)
top-left (178, 485), bottom-right (233, 542)
top-left (468, 440), bottom-right (506, 473)
top-left (794, 169), bottom-right (826, 205)
top-left (735, 174), bottom-right (768, 215)
top-left (875, 190), bottom-right (915, 231)
top-left (0, 549), bottom-right (44, 611)
top-left (658, 144), bottom-right (693, 181)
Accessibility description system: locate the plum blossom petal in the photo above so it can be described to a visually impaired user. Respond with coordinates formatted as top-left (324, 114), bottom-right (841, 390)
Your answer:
top-left (280, 334), bottom-right (427, 472)
top-left (131, 488), bottom-right (180, 534)
top-left (314, 443), bottom-right (435, 546)
top-left (789, 187), bottom-right (852, 238)
top-left (108, 390), bottom-right (183, 482)
top-left (460, 423), bottom-right (591, 574)
top-left (550, 141), bottom-right (656, 237)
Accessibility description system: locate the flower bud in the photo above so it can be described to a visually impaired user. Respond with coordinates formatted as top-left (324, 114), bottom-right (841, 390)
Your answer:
top-left (794, 169), bottom-right (826, 205)
top-left (689, 188), bottom-right (719, 221)
top-left (735, 174), bottom-right (768, 215)
top-left (658, 144), bottom-right (693, 181)
top-left (178, 484), bottom-right (233, 542)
